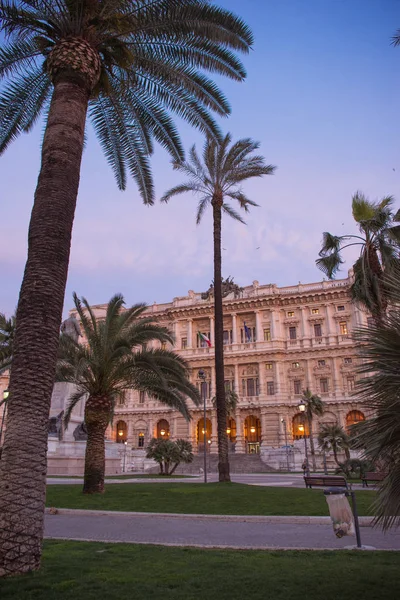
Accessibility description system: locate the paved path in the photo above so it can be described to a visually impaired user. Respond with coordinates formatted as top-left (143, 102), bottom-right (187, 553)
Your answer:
top-left (44, 512), bottom-right (400, 550)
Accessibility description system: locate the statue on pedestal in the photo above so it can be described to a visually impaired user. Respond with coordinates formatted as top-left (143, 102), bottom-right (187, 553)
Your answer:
top-left (60, 314), bottom-right (81, 342)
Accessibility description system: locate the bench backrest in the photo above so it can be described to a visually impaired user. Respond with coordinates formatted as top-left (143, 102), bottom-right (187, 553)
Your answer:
top-left (304, 475), bottom-right (348, 487)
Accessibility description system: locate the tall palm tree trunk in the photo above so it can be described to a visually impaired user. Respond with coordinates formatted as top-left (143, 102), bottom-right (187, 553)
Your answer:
top-left (0, 77), bottom-right (89, 576)
top-left (212, 196), bottom-right (230, 483)
top-left (307, 416), bottom-right (317, 472)
top-left (367, 245), bottom-right (387, 321)
top-left (83, 396), bottom-right (113, 494)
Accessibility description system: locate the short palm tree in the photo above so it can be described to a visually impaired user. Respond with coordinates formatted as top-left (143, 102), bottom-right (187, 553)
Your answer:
top-left (318, 424), bottom-right (350, 469)
top-left (57, 293), bottom-right (200, 494)
top-left (316, 192), bottom-right (400, 321)
top-left (161, 134), bottom-right (275, 481)
top-left (0, 312), bottom-right (15, 374)
top-left (300, 388), bottom-right (324, 472)
top-left (351, 273), bottom-right (400, 529)
top-left (0, 1), bottom-right (252, 575)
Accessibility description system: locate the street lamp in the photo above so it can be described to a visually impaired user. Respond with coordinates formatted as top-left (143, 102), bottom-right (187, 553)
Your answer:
top-left (0, 389), bottom-right (9, 449)
top-left (123, 441), bottom-right (128, 473)
top-left (298, 401), bottom-right (310, 476)
top-left (198, 368), bottom-right (207, 484)
top-left (280, 417), bottom-right (290, 472)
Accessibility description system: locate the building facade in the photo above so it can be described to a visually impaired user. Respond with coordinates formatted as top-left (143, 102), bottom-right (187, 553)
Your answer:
top-left (88, 273), bottom-right (369, 459)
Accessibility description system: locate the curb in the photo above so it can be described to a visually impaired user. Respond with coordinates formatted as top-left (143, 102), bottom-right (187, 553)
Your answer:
top-left (45, 508), bottom-right (374, 527)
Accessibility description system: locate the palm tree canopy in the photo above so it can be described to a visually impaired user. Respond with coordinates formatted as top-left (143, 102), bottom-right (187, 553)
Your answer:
top-left (351, 272), bottom-right (400, 529)
top-left (317, 424), bottom-right (350, 453)
top-left (0, 312), bottom-right (15, 374)
top-left (161, 133), bottom-right (276, 222)
top-left (316, 192), bottom-right (400, 316)
top-left (0, 0), bottom-right (253, 203)
top-left (56, 292), bottom-right (200, 424)
top-left (301, 388), bottom-right (324, 420)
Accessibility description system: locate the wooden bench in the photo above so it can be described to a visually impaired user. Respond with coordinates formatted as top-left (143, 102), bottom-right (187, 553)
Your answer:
top-left (304, 475), bottom-right (349, 489)
top-left (362, 472), bottom-right (386, 488)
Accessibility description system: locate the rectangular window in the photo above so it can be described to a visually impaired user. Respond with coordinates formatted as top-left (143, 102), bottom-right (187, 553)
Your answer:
top-left (241, 327), bottom-right (255, 343)
top-left (138, 433), bottom-right (145, 448)
top-left (267, 381), bottom-right (275, 396)
top-left (139, 391), bottom-right (146, 404)
top-left (337, 305), bottom-right (345, 312)
top-left (223, 330), bottom-right (232, 345)
top-left (314, 323), bottom-right (322, 337)
top-left (198, 331), bottom-right (211, 348)
top-left (294, 380), bottom-right (302, 395)
top-left (287, 311), bottom-right (294, 317)
top-left (318, 359), bottom-right (326, 367)
top-left (118, 392), bottom-right (125, 406)
top-left (181, 337), bottom-right (187, 349)
top-left (266, 362), bottom-right (273, 370)
top-left (289, 326), bottom-right (297, 340)
top-left (340, 321), bottom-right (348, 335)
top-left (292, 362), bottom-right (300, 369)
top-left (312, 308), bottom-right (319, 315)
top-left (247, 378), bottom-right (255, 396)
top-left (347, 377), bottom-right (355, 391)
top-left (320, 378), bottom-right (329, 393)
top-left (161, 341), bottom-right (167, 350)
top-left (344, 357), bottom-right (352, 365)
top-left (264, 328), bottom-right (271, 341)
top-left (224, 380), bottom-right (231, 393)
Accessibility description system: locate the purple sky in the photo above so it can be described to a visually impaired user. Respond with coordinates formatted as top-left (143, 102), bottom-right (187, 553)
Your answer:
top-left (1, 0), bottom-right (399, 318)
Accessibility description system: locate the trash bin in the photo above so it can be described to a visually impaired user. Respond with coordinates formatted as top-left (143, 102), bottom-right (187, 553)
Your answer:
top-left (324, 487), bottom-right (362, 548)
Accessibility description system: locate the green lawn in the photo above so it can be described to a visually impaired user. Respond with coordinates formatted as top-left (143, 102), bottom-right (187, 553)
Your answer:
top-left (0, 541), bottom-right (398, 600)
top-left (46, 482), bottom-right (376, 516)
top-left (47, 474), bottom-right (193, 479)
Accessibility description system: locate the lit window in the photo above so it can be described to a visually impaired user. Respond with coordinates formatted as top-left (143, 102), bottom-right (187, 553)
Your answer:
top-left (161, 341), bottom-right (167, 350)
top-left (264, 328), bottom-right (271, 341)
top-left (138, 432), bottom-right (145, 448)
top-left (318, 360), bottom-right (326, 367)
top-left (287, 311), bottom-right (294, 317)
top-left (337, 305), bottom-right (345, 312)
top-left (267, 381), bottom-right (275, 396)
top-left (314, 323), bottom-right (322, 337)
top-left (320, 378), bottom-right (329, 393)
top-left (344, 357), bottom-right (352, 365)
top-left (312, 308), bottom-right (319, 315)
top-left (289, 326), bottom-right (297, 340)
top-left (181, 337), bottom-right (187, 349)
top-left (294, 380), bottom-right (302, 395)
top-left (292, 362), bottom-right (300, 369)
top-left (265, 362), bottom-right (273, 370)
top-left (340, 321), bottom-right (348, 335)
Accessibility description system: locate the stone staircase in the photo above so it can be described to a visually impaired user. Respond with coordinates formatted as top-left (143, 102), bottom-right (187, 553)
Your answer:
top-left (173, 453), bottom-right (275, 474)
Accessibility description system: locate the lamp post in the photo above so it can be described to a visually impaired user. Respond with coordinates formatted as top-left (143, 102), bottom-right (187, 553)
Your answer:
top-left (298, 402), bottom-right (310, 476)
top-left (123, 441), bottom-right (128, 473)
top-left (281, 418), bottom-right (290, 472)
top-left (198, 369), bottom-right (207, 484)
top-left (0, 389), bottom-right (9, 450)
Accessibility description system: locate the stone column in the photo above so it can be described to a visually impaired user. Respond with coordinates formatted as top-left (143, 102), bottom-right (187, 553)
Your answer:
top-left (235, 411), bottom-right (245, 453)
top-left (187, 319), bottom-right (193, 348)
top-left (232, 313), bottom-right (237, 343)
top-left (255, 310), bottom-right (262, 342)
top-left (332, 357), bottom-right (341, 397)
top-left (305, 359), bottom-right (313, 389)
top-left (234, 364), bottom-right (240, 394)
top-left (209, 316), bottom-right (214, 345)
top-left (211, 411), bottom-right (218, 453)
top-left (257, 362), bottom-right (263, 396)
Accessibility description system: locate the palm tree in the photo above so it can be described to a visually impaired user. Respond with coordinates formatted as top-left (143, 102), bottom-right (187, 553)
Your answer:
top-left (57, 293), bottom-right (200, 494)
top-left (351, 273), bottom-right (400, 529)
top-left (161, 134), bottom-right (275, 481)
top-left (300, 388), bottom-right (324, 472)
top-left (0, 312), bottom-right (15, 374)
top-left (0, 1), bottom-right (252, 575)
top-left (316, 192), bottom-right (400, 321)
top-left (317, 424), bottom-right (350, 469)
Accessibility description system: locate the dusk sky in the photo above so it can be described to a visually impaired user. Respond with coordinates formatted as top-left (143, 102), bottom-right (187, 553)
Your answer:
top-left (1, 0), bottom-right (399, 318)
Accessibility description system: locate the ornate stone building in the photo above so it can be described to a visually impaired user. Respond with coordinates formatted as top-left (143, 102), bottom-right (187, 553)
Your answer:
top-left (87, 272), bottom-right (369, 460)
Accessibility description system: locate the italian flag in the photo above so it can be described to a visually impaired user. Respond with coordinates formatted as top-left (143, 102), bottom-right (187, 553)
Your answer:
top-left (198, 332), bottom-right (212, 347)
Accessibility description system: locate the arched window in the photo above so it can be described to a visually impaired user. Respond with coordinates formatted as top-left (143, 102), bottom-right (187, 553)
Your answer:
top-left (346, 410), bottom-right (365, 430)
top-left (244, 415), bottom-right (261, 454)
top-left (292, 414), bottom-right (309, 440)
top-left (226, 418), bottom-right (237, 442)
top-left (156, 419), bottom-right (170, 439)
top-left (116, 420), bottom-right (127, 443)
top-left (197, 418), bottom-right (212, 443)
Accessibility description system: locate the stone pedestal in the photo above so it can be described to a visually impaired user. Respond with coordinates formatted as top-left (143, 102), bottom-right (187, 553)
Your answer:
top-left (47, 440), bottom-right (121, 476)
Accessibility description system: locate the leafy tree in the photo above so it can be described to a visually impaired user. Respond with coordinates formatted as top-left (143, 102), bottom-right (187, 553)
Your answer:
top-left (0, 0), bottom-right (252, 575)
top-left (317, 424), bottom-right (350, 469)
top-left (57, 293), bottom-right (200, 493)
top-left (162, 134), bottom-right (275, 481)
top-left (146, 438), bottom-right (193, 475)
top-left (300, 388), bottom-right (324, 472)
top-left (351, 275), bottom-right (400, 529)
top-left (212, 389), bottom-right (238, 417)
top-left (316, 192), bottom-right (400, 321)
top-left (0, 312), bottom-right (15, 374)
